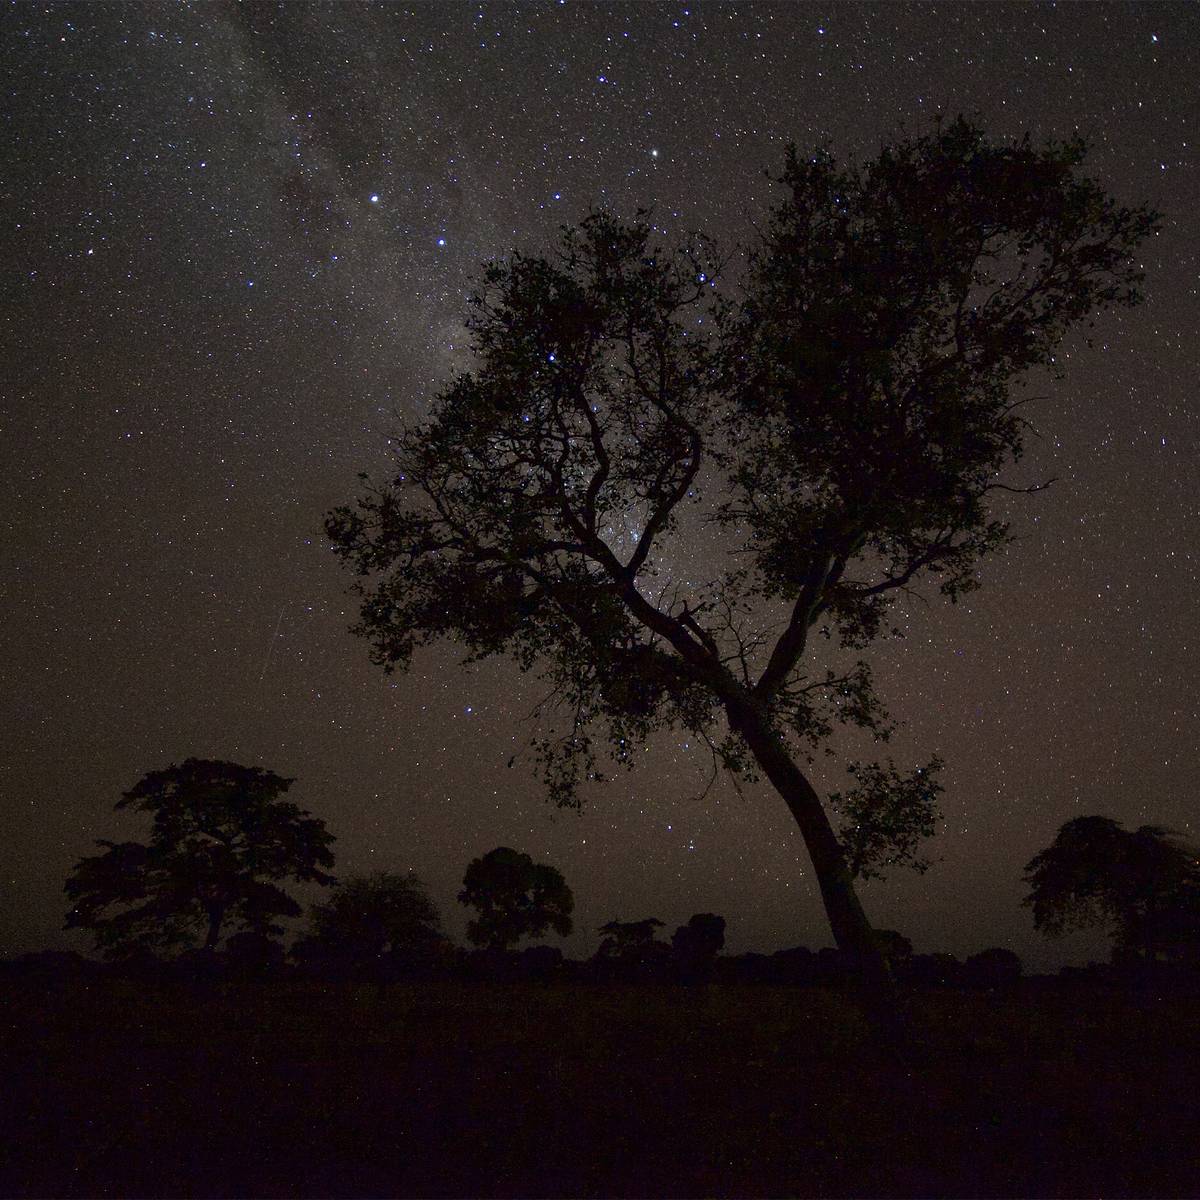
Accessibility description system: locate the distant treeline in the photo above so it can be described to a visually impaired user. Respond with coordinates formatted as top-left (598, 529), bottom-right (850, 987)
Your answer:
top-left (7, 939), bottom-right (1200, 993)
top-left (42, 759), bottom-right (1200, 993)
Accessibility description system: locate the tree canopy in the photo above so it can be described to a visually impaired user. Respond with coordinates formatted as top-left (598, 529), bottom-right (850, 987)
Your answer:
top-left (64, 758), bottom-right (336, 958)
top-left (671, 912), bottom-right (727, 983)
top-left (458, 846), bottom-right (574, 951)
top-left (328, 117), bottom-right (1157, 979)
top-left (303, 871), bottom-right (443, 968)
top-left (1023, 816), bottom-right (1200, 962)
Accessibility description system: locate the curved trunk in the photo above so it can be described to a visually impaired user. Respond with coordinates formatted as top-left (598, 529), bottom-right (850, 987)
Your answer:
top-left (728, 700), bottom-right (927, 1059)
top-left (726, 700), bottom-right (893, 988)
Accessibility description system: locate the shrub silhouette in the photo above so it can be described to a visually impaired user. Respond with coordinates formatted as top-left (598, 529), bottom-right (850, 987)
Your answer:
top-left (964, 947), bottom-right (1023, 989)
top-left (224, 929), bottom-right (287, 978)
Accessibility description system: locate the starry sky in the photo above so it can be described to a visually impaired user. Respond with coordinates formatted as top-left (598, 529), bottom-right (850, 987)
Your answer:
top-left (3, 1), bottom-right (1197, 970)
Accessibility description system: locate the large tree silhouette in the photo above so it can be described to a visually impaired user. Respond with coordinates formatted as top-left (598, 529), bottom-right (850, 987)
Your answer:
top-left (1024, 816), bottom-right (1200, 963)
top-left (65, 758), bottom-right (336, 958)
top-left (327, 118), bottom-right (1156, 993)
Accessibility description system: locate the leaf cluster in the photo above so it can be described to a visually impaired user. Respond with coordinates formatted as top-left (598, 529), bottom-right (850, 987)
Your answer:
top-left (828, 757), bottom-right (945, 880)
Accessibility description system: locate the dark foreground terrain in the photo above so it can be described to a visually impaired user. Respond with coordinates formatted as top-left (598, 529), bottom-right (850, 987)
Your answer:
top-left (3, 975), bottom-right (1198, 1197)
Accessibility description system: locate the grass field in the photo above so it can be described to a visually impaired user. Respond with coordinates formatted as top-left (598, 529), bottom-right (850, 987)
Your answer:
top-left (4, 976), bottom-right (1198, 1197)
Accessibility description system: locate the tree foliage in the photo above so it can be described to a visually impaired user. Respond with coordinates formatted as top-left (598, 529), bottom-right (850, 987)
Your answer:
top-left (829, 758), bottom-right (944, 880)
top-left (64, 758), bottom-right (336, 958)
top-left (671, 912), bottom-right (726, 957)
top-left (458, 846), bottom-right (574, 950)
top-left (1023, 816), bottom-right (1200, 961)
top-left (303, 871), bottom-right (443, 967)
top-left (596, 916), bottom-right (666, 958)
top-left (328, 118), bottom-right (1157, 959)
top-left (873, 929), bottom-right (914, 964)
top-left (671, 912), bottom-right (727, 983)
top-left (963, 946), bottom-right (1023, 988)
top-left (594, 916), bottom-right (670, 980)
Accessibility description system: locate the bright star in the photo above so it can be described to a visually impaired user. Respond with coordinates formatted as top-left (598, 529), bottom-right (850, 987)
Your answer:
top-left (370, 193), bottom-right (380, 203)
top-left (650, 148), bottom-right (659, 158)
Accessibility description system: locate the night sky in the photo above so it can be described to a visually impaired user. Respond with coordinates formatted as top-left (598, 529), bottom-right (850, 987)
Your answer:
top-left (3, 1), bottom-right (1197, 970)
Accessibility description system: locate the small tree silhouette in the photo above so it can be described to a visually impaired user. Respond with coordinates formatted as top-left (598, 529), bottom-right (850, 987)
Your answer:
top-left (596, 916), bottom-right (666, 957)
top-left (458, 847), bottom-right (573, 951)
top-left (64, 758), bottom-right (336, 958)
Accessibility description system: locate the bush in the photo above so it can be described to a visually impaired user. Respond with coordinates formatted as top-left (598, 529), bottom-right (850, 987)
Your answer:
top-left (964, 947), bottom-right (1023, 989)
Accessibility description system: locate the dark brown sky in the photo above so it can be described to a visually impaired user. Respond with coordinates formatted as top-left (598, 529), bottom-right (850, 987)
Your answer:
top-left (2, 1), bottom-right (1196, 969)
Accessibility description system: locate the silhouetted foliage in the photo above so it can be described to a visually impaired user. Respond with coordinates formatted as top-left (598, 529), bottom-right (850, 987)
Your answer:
top-left (327, 118), bottom-right (1158, 985)
top-left (772, 945), bottom-right (821, 985)
top-left (458, 847), bottom-right (574, 950)
top-left (716, 951), bottom-right (771, 985)
top-left (964, 947), bottom-right (1023, 989)
top-left (63, 758), bottom-right (336, 959)
top-left (1024, 815), bottom-right (1200, 963)
top-left (0, 950), bottom-right (95, 982)
top-left (874, 929), bottom-right (914, 967)
top-left (671, 912), bottom-right (726, 983)
top-left (223, 929), bottom-right (287, 977)
top-left (174, 944), bottom-right (226, 983)
top-left (301, 870), bottom-right (444, 978)
top-left (597, 916), bottom-right (665, 950)
top-left (595, 917), bottom-right (670, 981)
top-left (519, 943), bottom-right (565, 980)
top-left (830, 762), bottom-right (943, 880)
top-left (903, 952), bottom-right (964, 989)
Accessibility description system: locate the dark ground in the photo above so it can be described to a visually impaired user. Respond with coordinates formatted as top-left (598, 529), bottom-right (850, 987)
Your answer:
top-left (3, 976), bottom-right (1198, 1198)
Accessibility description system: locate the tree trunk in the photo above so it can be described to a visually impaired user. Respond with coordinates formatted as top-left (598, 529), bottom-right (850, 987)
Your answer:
top-left (726, 699), bottom-right (917, 1054)
top-left (728, 704), bottom-right (884, 959)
